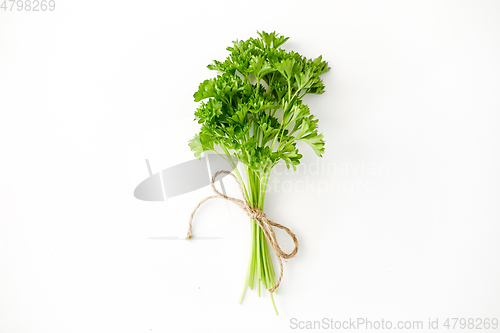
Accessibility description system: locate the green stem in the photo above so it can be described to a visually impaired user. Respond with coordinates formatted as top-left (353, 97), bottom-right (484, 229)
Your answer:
top-left (239, 167), bottom-right (279, 315)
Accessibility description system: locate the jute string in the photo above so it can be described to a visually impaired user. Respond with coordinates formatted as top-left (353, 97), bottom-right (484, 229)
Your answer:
top-left (187, 170), bottom-right (299, 293)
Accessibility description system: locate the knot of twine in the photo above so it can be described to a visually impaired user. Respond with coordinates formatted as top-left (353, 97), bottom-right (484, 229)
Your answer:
top-left (187, 170), bottom-right (299, 293)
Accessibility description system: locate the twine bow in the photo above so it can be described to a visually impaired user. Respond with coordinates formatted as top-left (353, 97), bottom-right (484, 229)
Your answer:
top-left (187, 170), bottom-right (299, 293)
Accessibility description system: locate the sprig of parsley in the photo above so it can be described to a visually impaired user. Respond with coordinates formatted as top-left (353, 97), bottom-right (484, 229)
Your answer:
top-left (189, 31), bottom-right (330, 313)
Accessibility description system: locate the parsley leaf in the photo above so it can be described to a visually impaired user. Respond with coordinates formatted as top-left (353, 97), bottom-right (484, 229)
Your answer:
top-left (190, 31), bottom-right (329, 173)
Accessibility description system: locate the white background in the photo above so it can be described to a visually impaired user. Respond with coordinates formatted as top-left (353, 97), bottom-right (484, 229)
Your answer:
top-left (1, 1), bottom-right (500, 332)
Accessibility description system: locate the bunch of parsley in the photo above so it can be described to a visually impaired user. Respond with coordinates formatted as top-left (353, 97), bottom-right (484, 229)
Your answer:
top-left (189, 31), bottom-right (329, 313)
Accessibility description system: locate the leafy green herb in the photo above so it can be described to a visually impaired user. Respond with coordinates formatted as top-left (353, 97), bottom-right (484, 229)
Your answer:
top-left (189, 31), bottom-right (330, 314)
